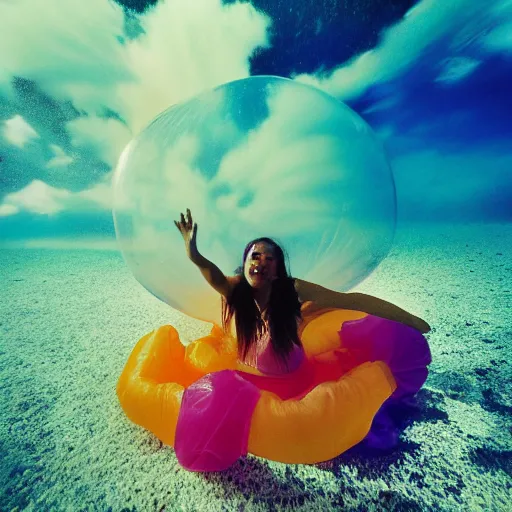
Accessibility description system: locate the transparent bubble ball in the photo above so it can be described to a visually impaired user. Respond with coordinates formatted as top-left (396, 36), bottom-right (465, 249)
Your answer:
top-left (113, 76), bottom-right (396, 324)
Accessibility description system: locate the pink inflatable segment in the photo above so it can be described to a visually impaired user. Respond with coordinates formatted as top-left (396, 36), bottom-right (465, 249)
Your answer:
top-left (174, 370), bottom-right (261, 472)
top-left (175, 315), bottom-right (432, 470)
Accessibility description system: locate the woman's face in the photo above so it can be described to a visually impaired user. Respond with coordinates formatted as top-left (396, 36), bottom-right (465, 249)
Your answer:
top-left (243, 242), bottom-right (278, 289)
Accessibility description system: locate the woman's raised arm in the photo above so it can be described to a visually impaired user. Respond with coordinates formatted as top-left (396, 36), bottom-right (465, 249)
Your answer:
top-left (175, 209), bottom-right (237, 298)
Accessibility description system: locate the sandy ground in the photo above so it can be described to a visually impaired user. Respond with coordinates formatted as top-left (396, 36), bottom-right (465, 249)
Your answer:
top-left (1, 222), bottom-right (511, 511)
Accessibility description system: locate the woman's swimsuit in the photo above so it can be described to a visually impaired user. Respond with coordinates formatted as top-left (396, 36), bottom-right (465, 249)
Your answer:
top-left (239, 330), bottom-right (305, 376)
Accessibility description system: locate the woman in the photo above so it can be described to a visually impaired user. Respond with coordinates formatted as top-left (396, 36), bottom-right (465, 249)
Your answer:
top-left (175, 208), bottom-right (431, 375)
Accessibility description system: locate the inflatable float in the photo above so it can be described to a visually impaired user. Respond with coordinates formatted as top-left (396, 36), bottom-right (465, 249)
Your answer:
top-left (117, 303), bottom-right (431, 472)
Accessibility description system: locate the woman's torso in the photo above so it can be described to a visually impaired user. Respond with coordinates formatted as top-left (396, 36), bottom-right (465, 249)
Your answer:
top-left (238, 318), bottom-right (305, 376)
top-left (232, 277), bottom-right (306, 375)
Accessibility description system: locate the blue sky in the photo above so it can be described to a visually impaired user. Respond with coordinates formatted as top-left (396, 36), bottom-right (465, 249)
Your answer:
top-left (0, 0), bottom-right (511, 248)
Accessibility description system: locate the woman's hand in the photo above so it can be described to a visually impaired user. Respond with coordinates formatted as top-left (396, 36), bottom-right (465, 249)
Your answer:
top-left (174, 208), bottom-right (198, 258)
top-left (175, 209), bottom-right (233, 297)
top-left (410, 316), bottom-right (431, 334)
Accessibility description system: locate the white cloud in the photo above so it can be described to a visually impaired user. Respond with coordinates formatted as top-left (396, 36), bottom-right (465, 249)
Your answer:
top-left (116, 0), bottom-right (270, 134)
top-left (0, 0), bottom-right (271, 218)
top-left (46, 145), bottom-right (74, 168)
top-left (0, 0), bottom-right (129, 105)
top-left (294, 0), bottom-right (503, 100)
top-left (0, 0), bottom-right (269, 128)
top-left (362, 95), bottom-right (401, 115)
top-left (2, 180), bottom-right (72, 215)
top-left (3, 115), bottom-right (39, 147)
top-left (0, 178), bottom-right (113, 215)
top-left (210, 82), bottom-right (350, 237)
top-left (67, 117), bottom-right (131, 168)
top-left (0, 203), bottom-right (19, 217)
top-left (76, 179), bottom-right (113, 210)
top-left (435, 57), bottom-right (481, 84)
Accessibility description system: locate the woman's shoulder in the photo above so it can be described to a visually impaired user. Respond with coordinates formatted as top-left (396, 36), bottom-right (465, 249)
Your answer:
top-left (227, 275), bottom-right (243, 285)
top-left (225, 275), bottom-right (243, 296)
top-left (291, 277), bottom-right (303, 300)
top-left (292, 278), bottom-right (328, 304)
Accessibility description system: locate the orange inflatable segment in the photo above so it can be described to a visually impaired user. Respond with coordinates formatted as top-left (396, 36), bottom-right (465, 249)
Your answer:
top-left (118, 324), bottom-right (245, 446)
top-left (116, 330), bottom-right (153, 395)
top-left (139, 325), bottom-right (204, 386)
top-left (184, 324), bottom-right (269, 376)
top-left (129, 381), bottom-right (184, 446)
top-left (117, 326), bottom-right (194, 446)
top-left (235, 361), bottom-right (266, 376)
top-left (247, 361), bottom-right (396, 464)
top-left (184, 324), bottom-right (238, 374)
top-left (300, 306), bottom-right (367, 357)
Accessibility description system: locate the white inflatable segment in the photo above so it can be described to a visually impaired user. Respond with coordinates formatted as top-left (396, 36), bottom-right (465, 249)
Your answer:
top-left (112, 76), bottom-right (396, 324)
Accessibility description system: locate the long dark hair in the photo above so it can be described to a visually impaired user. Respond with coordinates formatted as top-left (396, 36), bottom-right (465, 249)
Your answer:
top-left (221, 237), bottom-right (302, 367)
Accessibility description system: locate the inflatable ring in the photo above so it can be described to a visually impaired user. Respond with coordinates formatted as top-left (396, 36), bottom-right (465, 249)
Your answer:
top-left (117, 304), bottom-right (431, 471)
